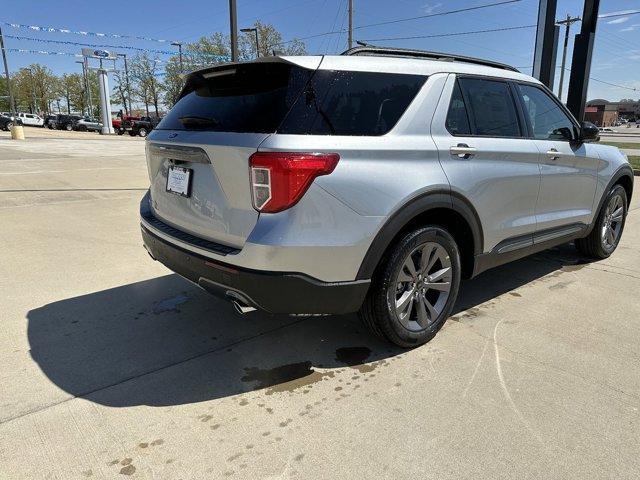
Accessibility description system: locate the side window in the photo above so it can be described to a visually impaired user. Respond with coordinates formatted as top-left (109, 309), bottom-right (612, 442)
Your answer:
top-left (445, 80), bottom-right (471, 135)
top-left (517, 84), bottom-right (577, 141)
top-left (278, 70), bottom-right (426, 136)
top-left (458, 77), bottom-right (521, 137)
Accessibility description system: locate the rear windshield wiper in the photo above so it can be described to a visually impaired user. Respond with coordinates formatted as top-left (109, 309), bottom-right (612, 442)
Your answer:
top-left (178, 116), bottom-right (219, 129)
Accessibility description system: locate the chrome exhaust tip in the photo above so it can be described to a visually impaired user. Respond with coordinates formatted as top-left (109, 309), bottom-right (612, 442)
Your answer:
top-left (232, 300), bottom-right (256, 314)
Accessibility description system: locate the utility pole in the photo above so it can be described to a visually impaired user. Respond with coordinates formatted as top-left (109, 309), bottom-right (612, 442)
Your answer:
top-left (0, 26), bottom-right (16, 116)
top-left (348, 0), bottom-right (354, 49)
top-left (117, 53), bottom-right (132, 114)
top-left (171, 42), bottom-right (184, 73)
top-left (229, 0), bottom-right (239, 62)
top-left (556, 14), bottom-right (581, 102)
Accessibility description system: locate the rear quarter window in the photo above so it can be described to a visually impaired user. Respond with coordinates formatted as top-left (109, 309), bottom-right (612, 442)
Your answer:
top-left (278, 70), bottom-right (426, 136)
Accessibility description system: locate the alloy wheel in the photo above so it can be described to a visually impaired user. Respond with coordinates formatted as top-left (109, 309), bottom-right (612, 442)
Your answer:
top-left (602, 193), bottom-right (624, 250)
top-left (393, 242), bottom-right (452, 332)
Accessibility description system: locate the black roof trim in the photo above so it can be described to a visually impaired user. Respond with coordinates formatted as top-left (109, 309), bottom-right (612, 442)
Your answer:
top-left (341, 46), bottom-right (519, 73)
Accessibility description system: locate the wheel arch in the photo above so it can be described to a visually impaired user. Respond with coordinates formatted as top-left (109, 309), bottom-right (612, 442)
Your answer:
top-left (356, 191), bottom-right (483, 281)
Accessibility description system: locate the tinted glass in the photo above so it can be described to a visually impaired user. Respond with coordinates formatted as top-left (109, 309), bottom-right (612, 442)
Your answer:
top-left (278, 70), bottom-right (426, 136)
top-left (445, 80), bottom-right (471, 135)
top-left (458, 78), bottom-right (521, 137)
top-left (157, 63), bottom-right (312, 133)
top-left (518, 84), bottom-right (577, 141)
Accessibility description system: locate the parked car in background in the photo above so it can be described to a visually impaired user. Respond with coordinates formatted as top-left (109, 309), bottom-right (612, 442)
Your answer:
top-left (52, 114), bottom-right (82, 131)
top-left (599, 127), bottom-right (615, 133)
top-left (17, 112), bottom-right (44, 127)
top-left (73, 116), bottom-right (103, 132)
top-left (113, 115), bottom-right (140, 135)
top-left (0, 114), bottom-right (22, 131)
top-left (44, 115), bottom-right (57, 129)
top-left (123, 116), bottom-right (161, 137)
top-left (141, 47), bottom-right (633, 347)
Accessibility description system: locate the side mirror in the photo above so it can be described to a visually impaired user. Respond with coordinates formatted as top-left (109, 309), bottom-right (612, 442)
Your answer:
top-left (580, 121), bottom-right (600, 142)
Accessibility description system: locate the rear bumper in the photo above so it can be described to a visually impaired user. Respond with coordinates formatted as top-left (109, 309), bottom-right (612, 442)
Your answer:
top-left (141, 224), bottom-right (370, 315)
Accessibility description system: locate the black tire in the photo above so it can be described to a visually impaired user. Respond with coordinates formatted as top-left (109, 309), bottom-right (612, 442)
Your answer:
top-left (6, 121), bottom-right (13, 131)
top-left (359, 226), bottom-right (461, 348)
top-left (65, 123), bottom-right (73, 131)
top-left (117, 129), bottom-right (124, 135)
top-left (138, 127), bottom-right (148, 138)
top-left (576, 184), bottom-right (628, 259)
top-left (129, 131), bottom-right (137, 137)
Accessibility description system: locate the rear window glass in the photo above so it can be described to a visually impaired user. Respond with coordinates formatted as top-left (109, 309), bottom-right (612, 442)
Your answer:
top-left (278, 70), bottom-right (426, 136)
top-left (156, 63), bottom-right (313, 133)
top-left (458, 77), bottom-right (521, 137)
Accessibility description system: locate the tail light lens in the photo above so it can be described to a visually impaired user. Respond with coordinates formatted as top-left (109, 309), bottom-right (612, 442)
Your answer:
top-left (249, 152), bottom-right (340, 213)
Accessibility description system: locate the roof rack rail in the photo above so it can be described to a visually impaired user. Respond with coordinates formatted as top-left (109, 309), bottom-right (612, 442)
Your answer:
top-left (341, 45), bottom-right (520, 73)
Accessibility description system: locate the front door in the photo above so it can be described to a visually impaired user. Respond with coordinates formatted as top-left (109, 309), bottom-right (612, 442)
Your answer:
top-left (515, 84), bottom-right (598, 231)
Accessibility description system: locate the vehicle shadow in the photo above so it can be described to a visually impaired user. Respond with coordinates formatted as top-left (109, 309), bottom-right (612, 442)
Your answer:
top-left (26, 243), bottom-right (590, 408)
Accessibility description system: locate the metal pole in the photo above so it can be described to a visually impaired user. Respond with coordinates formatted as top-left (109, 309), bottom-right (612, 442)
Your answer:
top-left (532, 0), bottom-right (559, 89)
top-left (117, 53), bottom-right (132, 114)
top-left (0, 26), bottom-right (16, 116)
top-left (556, 15), bottom-right (580, 102)
top-left (229, 0), bottom-right (239, 62)
top-left (85, 58), bottom-right (93, 116)
top-left (76, 60), bottom-right (88, 115)
top-left (171, 42), bottom-right (183, 73)
top-left (97, 65), bottom-right (114, 134)
top-left (348, 0), bottom-right (353, 49)
top-left (566, 0), bottom-right (600, 121)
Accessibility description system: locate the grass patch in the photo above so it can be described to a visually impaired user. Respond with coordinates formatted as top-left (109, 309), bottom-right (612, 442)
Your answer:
top-left (600, 142), bottom-right (640, 150)
top-left (627, 156), bottom-right (640, 170)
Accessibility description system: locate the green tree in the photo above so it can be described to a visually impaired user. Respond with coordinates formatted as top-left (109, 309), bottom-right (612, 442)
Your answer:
top-left (11, 64), bottom-right (59, 114)
top-left (130, 53), bottom-right (164, 116)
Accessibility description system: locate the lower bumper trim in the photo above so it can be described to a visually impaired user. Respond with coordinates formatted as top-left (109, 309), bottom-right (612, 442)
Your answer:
top-left (141, 225), bottom-right (370, 315)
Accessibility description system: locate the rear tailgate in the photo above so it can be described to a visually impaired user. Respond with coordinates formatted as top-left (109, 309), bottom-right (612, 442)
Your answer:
top-left (146, 57), bottom-right (322, 249)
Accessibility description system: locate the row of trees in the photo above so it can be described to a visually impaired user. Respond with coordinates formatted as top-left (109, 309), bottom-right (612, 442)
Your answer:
top-left (0, 22), bottom-right (306, 117)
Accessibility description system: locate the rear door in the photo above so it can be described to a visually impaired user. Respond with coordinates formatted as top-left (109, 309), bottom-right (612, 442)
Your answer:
top-left (146, 58), bottom-right (321, 248)
top-left (514, 83), bottom-right (598, 230)
top-left (431, 75), bottom-right (541, 252)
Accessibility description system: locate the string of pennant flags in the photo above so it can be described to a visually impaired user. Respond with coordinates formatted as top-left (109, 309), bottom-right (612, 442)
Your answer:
top-left (8, 48), bottom-right (165, 63)
top-left (3, 22), bottom-right (176, 44)
top-left (6, 34), bottom-right (177, 55)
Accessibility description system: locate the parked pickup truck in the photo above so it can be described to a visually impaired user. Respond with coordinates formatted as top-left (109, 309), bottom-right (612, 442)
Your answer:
top-left (123, 116), bottom-right (161, 137)
top-left (113, 115), bottom-right (140, 135)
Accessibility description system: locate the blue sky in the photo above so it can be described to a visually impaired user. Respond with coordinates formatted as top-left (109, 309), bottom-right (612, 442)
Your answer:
top-left (3, 0), bottom-right (639, 101)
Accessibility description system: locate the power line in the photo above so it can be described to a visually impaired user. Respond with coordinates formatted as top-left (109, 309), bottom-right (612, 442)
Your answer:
top-left (273, 0), bottom-right (523, 47)
top-left (359, 24), bottom-right (536, 42)
top-left (516, 65), bottom-right (638, 92)
top-left (354, 0), bottom-right (522, 30)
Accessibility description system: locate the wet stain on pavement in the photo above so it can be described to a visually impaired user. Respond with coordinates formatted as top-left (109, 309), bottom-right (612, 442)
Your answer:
top-left (335, 347), bottom-right (375, 372)
top-left (153, 294), bottom-right (189, 314)
top-left (241, 362), bottom-right (334, 395)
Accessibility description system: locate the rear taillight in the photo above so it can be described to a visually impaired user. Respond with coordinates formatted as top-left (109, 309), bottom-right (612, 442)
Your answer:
top-left (249, 152), bottom-right (340, 213)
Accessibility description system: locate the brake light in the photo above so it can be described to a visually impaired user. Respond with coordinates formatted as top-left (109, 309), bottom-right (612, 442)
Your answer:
top-left (249, 152), bottom-right (339, 213)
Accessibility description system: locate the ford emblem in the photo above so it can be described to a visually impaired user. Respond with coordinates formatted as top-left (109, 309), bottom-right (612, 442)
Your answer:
top-left (168, 133), bottom-right (178, 138)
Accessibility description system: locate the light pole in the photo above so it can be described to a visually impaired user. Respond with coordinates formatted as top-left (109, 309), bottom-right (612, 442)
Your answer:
top-left (117, 53), bottom-right (132, 115)
top-left (348, 0), bottom-right (354, 49)
top-left (75, 60), bottom-right (89, 115)
top-left (21, 67), bottom-right (37, 114)
top-left (171, 42), bottom-right (184, 73)
top-left (240, 27), bottom-right (260, 58)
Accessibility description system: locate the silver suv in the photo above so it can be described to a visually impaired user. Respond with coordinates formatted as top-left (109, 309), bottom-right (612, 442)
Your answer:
top-left (141, 47), bottom-right (633, 347)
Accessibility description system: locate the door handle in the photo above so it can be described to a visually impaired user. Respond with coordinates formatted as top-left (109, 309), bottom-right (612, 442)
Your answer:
top-left (546, 148), bottom-right (560, 160)
top-left (450, 143), bottom-right (477, 159)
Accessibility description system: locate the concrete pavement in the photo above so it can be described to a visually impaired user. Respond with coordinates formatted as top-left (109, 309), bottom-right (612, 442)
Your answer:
top-left (1, 132), bottom-right (639, 479)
